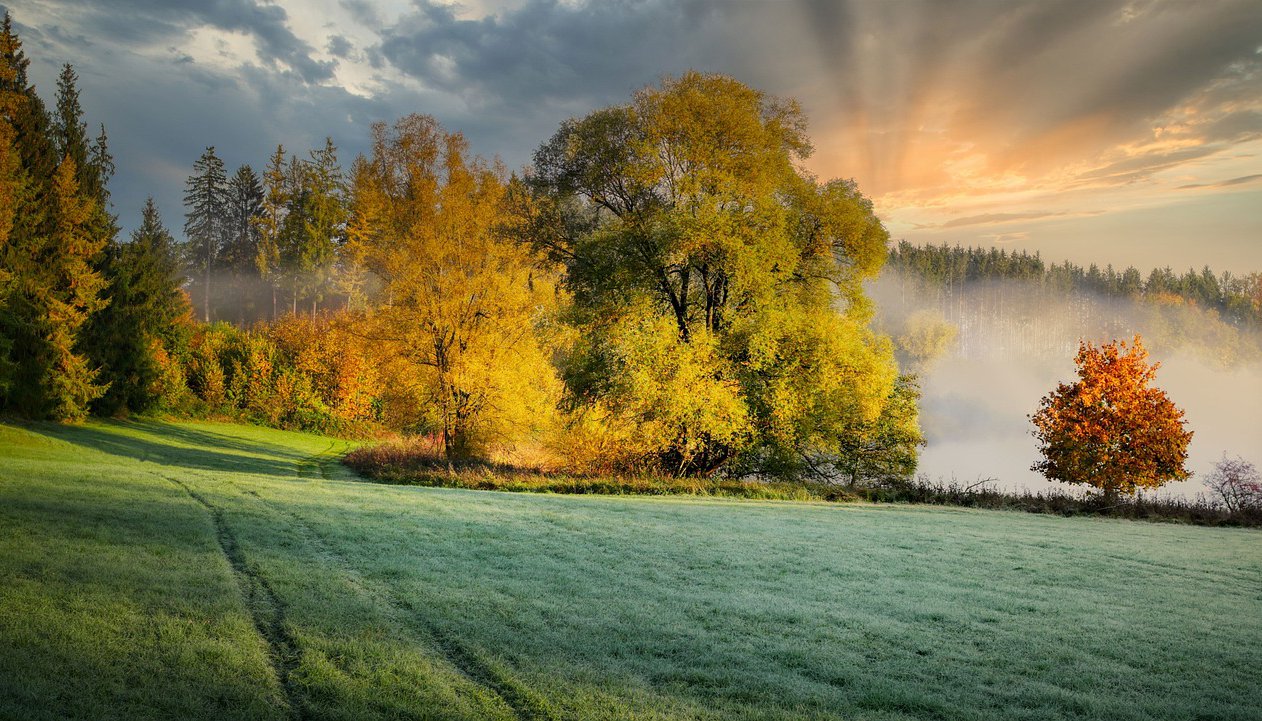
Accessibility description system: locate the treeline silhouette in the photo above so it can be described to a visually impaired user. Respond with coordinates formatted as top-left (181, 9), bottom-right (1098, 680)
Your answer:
top-left (887, 241), bottom-right (1261, 327)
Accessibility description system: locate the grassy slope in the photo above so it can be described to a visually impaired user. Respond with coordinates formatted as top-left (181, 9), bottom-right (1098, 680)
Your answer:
top-left (0, 420), bottom-right (1258, 720)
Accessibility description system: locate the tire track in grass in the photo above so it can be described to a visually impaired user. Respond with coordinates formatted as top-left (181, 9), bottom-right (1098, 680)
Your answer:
top-left (162, 475), bottom-right (307, 721)
top-left (296, 441), bottom-right (340, 480)
top-left (236, 485), bottom-right (558, 721)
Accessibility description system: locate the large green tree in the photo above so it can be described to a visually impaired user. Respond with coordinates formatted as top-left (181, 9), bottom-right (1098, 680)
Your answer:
top-left (524, 72), bottom-right (913, 478)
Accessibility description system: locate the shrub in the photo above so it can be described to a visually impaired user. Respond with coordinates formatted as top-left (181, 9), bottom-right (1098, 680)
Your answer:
top-left (1204, 454), bottom-right (1262, 513)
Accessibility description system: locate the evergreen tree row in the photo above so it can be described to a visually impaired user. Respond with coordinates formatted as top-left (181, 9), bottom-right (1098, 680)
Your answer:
top-left (182, 138), bottom-right (345, 324)
top-left (0, 14), bottom-right (187, 420)
top-left (887, 241), bottom-right (1262, 327)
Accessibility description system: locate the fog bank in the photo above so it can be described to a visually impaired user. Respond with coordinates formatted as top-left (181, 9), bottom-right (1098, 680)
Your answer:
top-left (870, 272), bottom-right (1262, 498)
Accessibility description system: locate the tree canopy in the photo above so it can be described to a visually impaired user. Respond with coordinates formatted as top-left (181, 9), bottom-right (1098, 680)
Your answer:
top-left (523, 72), bottom-right (914, 477)
top-left (1031, 336), bottom-right (1193, 501)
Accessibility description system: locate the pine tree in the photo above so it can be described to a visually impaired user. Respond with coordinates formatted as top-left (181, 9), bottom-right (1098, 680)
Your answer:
top-left (183, 146), bottom-right (229, 322)
top-left (86, 198), bottom-right (190, 414)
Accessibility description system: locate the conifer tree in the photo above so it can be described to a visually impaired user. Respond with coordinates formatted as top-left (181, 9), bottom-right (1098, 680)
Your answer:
top-left (0, 15), bottom-right (108, 419)
top-left (0, 15), bottom-right (25, 394)
top-left (254, 144), bottom-right (287, 319)
top-left (279, 152), bottom-right (309, 314)
top-left (86, 198), bottom-right (189, 414)
top-left (224, 163), bottom-right (263, 321)
top-left (299, 137), bottom-right (344, 315)
top-left (183, 146), bottom-right (229, 322)
top-left (4, 157), bottom-right (109, 419)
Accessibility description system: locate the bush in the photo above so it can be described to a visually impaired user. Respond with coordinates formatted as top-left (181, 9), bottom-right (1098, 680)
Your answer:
top-left (1204, 455), bottom-right (1262, 513)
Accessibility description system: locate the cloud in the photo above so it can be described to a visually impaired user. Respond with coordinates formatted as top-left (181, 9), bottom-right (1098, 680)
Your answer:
top-left (1178, 174), bottom-right (1262, 190)
top-left (980, 232), bottom-right (1030, 245)
top-left (919, 211), bottom-right (1104, 230)
top-left (2, 0), bottom-right (1259, 273)
top-left (14, 0), bottom-right (337, 83)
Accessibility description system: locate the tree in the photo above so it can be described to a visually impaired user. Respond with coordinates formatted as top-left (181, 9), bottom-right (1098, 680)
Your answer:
top-left (86, 198), bottom-right (191, 415)
top-left (183, 146), bottom-right (229, 322)
top-left (0, 15), bottom-right (25, 395)
top-left (1030, 336), bottom-right (1193, 502)
top-left (4, 157), bottom-right (109, 419)
top-left (297, 137), bottom-right (344, 315)
top-left (347, 115), bottom-right (561, 460)
top-left (0, 18), bottom-right (109, 420)
top-left (223, 163), bottom-right (263, 322)
top-left (524, 72), bottom-right (906, 478)
top-left (254, 145), bottom-right (287, 319)
top-left (1203, 455), bottom-right (1261, 513)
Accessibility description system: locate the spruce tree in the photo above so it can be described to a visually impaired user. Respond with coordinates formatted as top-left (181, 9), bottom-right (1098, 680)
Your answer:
top-left (0, 14), bottom-right (108, 420)
top-left (87, 198), bottom-right (189, 415)
top-left (0, 16), bottom-right (25, 395)
top-left (299, 137), bottom-right (344, 315)
top-left (224, 164), bottom-right (263, 322)
top-left (183, 146), bottom-right (229, 322)
top-left (7, 157), bottom-right (110, 419)
top-left (279, 152), bottom-right (309, 315)
top-left (254, 145), bottom-right (287, 319)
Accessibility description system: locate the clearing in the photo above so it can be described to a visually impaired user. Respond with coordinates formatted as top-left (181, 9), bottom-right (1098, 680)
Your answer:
top-left (0, 419), bottom-right (1258, 720)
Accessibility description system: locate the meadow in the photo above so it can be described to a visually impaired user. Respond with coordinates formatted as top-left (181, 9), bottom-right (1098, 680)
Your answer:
top-left (1, 419), bottom-right (1259, 720)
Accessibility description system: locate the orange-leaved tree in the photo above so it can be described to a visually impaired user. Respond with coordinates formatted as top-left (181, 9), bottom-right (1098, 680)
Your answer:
top-left (1030, 335), bottom-right (1192, 503)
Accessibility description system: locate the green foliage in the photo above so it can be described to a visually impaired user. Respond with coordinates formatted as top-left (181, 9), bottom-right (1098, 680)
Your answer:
top-left (86, 198), bottom-right (192, 416)
top-left (527, 72), bottom-right (909, 477)
top-left (183, 146), bottom-right (229, 322)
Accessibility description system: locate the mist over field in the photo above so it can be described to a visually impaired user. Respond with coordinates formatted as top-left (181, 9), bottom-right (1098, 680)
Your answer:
top-left (870, 271), bottom-right (1262, 497)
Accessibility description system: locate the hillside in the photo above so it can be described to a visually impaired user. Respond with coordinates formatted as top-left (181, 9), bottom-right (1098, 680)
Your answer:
top-left (1, 420), bottom-right (1259, 720)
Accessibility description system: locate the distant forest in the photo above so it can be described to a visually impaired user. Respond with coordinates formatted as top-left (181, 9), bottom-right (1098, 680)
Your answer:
top-left (880, 242), bottom-right (1262, 364)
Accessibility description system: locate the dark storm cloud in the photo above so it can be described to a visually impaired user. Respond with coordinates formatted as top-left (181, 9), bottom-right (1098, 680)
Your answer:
top-left (376, 0), bottom-right (718, 108)
top-left (326, 35), bottom-right (353, 59)
top-left (27, 0), bottom-right (336, 83)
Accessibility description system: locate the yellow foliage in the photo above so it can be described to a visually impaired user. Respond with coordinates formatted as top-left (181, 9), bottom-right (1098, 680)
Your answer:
top-left (348, 115), bottom-right (564, 459)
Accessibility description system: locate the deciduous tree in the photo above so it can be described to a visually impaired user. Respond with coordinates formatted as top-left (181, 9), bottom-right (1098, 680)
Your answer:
top-left (348, 115), bottom-right (562, 460)
top-left (524, 72), bottom-right (907, 478)
top-left (1030, 336), bottom-right (1192, 502)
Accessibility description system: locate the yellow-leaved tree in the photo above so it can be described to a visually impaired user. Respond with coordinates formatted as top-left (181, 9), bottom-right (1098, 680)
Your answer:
top-left (345, 115), bottom-right (562, 460)
top-left (522, 72), bottom-right (917, 479)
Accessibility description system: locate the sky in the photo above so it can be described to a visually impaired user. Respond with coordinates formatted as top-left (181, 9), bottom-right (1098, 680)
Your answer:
top-left (4, 0), bottom-right (1261, 274)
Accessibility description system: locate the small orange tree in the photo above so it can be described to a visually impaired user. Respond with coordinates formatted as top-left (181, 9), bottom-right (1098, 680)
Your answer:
top-left (1030, 336), bottom-right (1192, 503)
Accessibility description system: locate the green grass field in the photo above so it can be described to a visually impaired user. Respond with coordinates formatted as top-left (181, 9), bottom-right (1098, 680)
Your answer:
top-left (1, 419), bottom-right (1259, 720)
